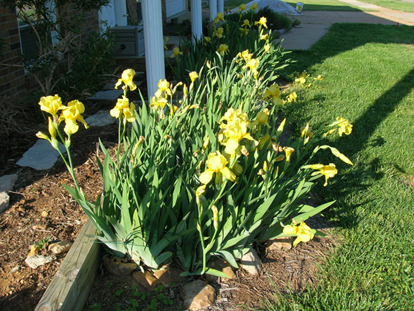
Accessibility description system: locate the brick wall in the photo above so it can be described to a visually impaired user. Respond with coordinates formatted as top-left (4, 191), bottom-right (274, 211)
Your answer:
top-left (0, 4), bottom-right (105, 98)
top-left (126, 0), bottom-right (138, 24)
top-left (60, 4), bottom-right (100, 39)
top-left (0, 7), bottom-right (26, 97)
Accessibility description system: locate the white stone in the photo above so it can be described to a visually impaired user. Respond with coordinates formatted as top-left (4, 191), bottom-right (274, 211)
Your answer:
top-left (25, 254), bottom-right (56, 269)
top-left (0, 192), bottom-right (10, 214)
top-left (0, 174), bottom-right (18, 192)
top-left (9, 266), bottom-right (20, 274)
top-left (240, 247), bottom-right (262, 275)
top-left (85, 110), bottom-right (116, 127)
top-left (181, 280), bottom-right (216, 310)
top-left (17, 140), bottom-right (66, 170)
top-left (48, 241), bottom-right (73, 255)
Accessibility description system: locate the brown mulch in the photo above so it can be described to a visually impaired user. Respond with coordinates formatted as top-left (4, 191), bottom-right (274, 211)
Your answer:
top-left (0, 87), bottom-right (336, 311)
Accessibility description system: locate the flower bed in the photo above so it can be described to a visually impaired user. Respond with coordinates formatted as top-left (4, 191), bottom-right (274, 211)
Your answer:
top-left (34, 8), bottom-right (353, 300)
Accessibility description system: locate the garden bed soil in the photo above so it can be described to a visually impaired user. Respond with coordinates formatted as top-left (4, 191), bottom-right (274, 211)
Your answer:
top-left (0, 91), bottom-right (335, 311)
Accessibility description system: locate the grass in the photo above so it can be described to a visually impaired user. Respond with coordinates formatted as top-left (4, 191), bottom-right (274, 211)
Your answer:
top-left (285, 0), bottom-right (369, 11)
top-left (357, 0), bottom-right (414, 12)
top-left (265, 23), bottom-right (414, 310)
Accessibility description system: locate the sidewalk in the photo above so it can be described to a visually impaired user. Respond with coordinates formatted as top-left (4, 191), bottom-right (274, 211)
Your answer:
top-left (279, 0), bottom-right (414, 50)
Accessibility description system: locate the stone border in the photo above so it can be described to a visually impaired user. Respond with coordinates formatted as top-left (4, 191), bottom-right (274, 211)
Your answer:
top-left (35, 221), bottom-right (100, 311)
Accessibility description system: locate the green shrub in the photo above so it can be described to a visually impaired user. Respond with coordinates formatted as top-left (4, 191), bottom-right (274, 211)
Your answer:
top-left (255, 6), bottom-right (293, 31)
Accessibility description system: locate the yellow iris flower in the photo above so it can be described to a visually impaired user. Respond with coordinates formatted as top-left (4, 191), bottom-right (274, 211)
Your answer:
top-left (38, 95), bottom-right (64, 116)
top-left (217, 44), bottom-right (229, 56)
top-left (155, 79), bottom-right (172, 98)
top-left (250, 3), bottom-right (258, 11)
top-left (219, 108), bottom-right (249, 127)
top-left (310, 163), bottom-right (338, 186)
top-left (336, 117), bottom-right (353, 136)
top-left (170, 47), bottom-right (183, 59)
top-left (214, 27), bottom-right (224, 38)
top-left (295, 77), bottom-right (306, 84)
top-left (214, 12), bottom-right (224, 24)
top-left (240, 28), bottom-right (249, 36)
top-left (260, 33), bottom-right (268, 41)
top-left (149, 96), bottom-right (168, 111)
top-left (264, 84), bottom-right (283, 106)
top-left (300, 123), bottom-right (313, 144)
top-left (283, 146), bottom-right (295, 162)
top-left (243, 19), bottom-right (250, 27)
top-left (110, 96), bottom-right (136, 122)
top-left (189, 71), bottom-right (199, 83)
top-left (243, 58), bottom-right (259, 75)
top-left (48, 117), bottom-right (56, 139)
top-left (115, 69), bottom-right (137, 91)
top-left (239, 49), bottom-right (252, 62)
top-left (61, 100), bottom-right (89, 135)
top-left (222, 119), bottom-right (255, 155)
top-left (255, 17), bottom-right (268, 28)
top-left (238, 3), bottom-right (247, 12)
top-left (199, 152), bottom-right (236, 185)
top-left (287, 92), bottom-right (297, 103)
top-left (283, 221), bottom-right (314, 247)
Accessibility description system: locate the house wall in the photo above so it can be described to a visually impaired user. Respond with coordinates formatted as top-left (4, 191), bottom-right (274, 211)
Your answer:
top-left (60, 5), bottom-right (100, 39)
top-left (0, 6), bottom-right (26, 97)
top-left (0, 4), bottom-right (109, 98)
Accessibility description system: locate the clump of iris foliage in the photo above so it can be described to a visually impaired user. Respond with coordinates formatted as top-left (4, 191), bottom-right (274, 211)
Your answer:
top-left (168, 4), bottom-right (291, 85)
top-left (35, 8), bottom-right (353, 277)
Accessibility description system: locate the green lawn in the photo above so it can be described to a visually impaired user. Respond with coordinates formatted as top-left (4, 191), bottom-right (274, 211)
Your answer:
top-left (358, 0), bottom-right (414, 12)
top-left (224, 0), bottom-right (371, 11)
top-left (266, 23), bottom-right (414, 310)
top-left (285, 0), bottom-right (369, 11)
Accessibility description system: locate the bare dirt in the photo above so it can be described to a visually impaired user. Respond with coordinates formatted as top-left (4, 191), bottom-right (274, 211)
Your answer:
top-left (0, 89), bottom-right (336, 311)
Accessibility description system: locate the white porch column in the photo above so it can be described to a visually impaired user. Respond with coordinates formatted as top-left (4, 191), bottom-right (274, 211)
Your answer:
top-left (115, 0), bottom-right (128, 26)
top-left (191, 0), bottom-right (203, 40)
top-left (142, 0), bottom-right (165, 99)
top-left (209, 0), bottom-right (217, 21)
top-left (218, 0), bottom-right (224, 15)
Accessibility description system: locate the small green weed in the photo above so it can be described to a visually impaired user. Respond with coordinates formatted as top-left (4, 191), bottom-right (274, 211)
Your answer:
top-left (34, 236), bottom-right (50, 250)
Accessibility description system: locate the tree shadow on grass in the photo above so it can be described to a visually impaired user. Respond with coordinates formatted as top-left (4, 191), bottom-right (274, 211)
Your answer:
top-left (284, 23), bottom-right (414, 227)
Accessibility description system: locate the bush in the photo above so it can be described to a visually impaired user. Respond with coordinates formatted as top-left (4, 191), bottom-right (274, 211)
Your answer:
top-left (2, 0), bottom-right (114, 102)
top-left (255, 6), bottom-right (293, 31)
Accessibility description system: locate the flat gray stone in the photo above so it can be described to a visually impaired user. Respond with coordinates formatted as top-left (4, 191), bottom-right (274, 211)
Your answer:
top-left (0, 192), bottom-right (10, 214)
top-left (85, 110), bottom-right (116, 127)
top-left (240, 247), bottom-right (262, 275)
top-left (103, 81), bottom-right (118, 90)
top-left (0, 174), bottom-right (18, 192)
top-left (103, 80), bottom-right (143, 91)
top-left (17, 140), bottom-right (66, 170)
top-left (87, 89), bottom-right (123, 101)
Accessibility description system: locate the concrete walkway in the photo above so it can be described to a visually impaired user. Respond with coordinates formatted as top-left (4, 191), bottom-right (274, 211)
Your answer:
top-left (279, 0), bottom-right (414, 50)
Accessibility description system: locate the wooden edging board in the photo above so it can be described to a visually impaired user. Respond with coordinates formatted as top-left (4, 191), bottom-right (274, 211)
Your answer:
top-left (35, 220), bottom-right (101, 311)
